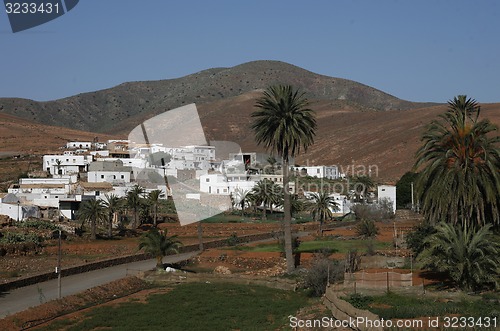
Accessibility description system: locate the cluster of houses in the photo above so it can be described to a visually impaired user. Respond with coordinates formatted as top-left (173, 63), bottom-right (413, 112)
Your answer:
top-left (0, 139), bottom-right (396, 223)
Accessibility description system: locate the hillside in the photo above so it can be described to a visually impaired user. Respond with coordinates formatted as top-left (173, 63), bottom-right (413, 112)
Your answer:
top-left (0, 60), bottom-right (436, 134)
top-left (0, 60), bottom-right (498, 182)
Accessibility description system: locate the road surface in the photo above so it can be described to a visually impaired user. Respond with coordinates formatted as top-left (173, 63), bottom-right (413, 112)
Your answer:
top-left (0, 251), bottom-right (199, 319)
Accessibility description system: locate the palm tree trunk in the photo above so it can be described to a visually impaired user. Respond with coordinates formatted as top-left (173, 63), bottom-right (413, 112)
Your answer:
top-left (108, 212), bottom-right (113, 238)
top-left (283, 159), bottom-right (294, 272)
top-left (197, 222), bottom-right (204, 251)
top-left (91, 218), bottom-right (96, 240)
top-left (262, 205), bottom-right (267, 220)
top-left (153, 205), bottom-right (158, 227)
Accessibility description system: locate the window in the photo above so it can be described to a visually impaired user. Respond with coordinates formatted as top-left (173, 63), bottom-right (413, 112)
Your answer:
top-left (96, 191), bottom-right (100, 196)
top-left (121, 175), bottom-right (124, 179)
top-left (317, 169), bottom-right (320, 173)
top-left (206, 178), bottom-right (210, 182)
top-left (101, 175), bottom-right (104, 179)
top-left (381, 189), bottom-right (385, 191)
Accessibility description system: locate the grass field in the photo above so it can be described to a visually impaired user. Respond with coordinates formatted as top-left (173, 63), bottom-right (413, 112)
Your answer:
top-left (234, 239), bottom-right (392, 254)
top-left (36, 283), bottom-right (310, 331)
top-left (346, 291), bottom-right (500, 321)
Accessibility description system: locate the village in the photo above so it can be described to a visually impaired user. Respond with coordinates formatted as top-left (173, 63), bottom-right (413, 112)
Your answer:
top-left (0, 139), bottom-right (397, 225)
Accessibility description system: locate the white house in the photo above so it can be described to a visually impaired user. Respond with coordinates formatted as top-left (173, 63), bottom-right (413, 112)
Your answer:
top-left (66, 141), bottom-right (92, 149)
top-left (378, 185), bottom-right (397, 212)
top-left (293, 166), bottom-right (339, 180)
top-left (87, 160), bottom-right (133, 184)
top-left (43, 154), bottom-right (93, 175)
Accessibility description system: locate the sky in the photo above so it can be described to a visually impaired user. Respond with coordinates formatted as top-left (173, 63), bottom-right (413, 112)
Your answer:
top-left (1, 0), bottom-right (499, 103)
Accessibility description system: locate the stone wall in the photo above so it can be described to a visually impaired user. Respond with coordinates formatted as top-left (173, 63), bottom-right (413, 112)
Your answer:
top-left (322, 285), bottom-right (383, 331)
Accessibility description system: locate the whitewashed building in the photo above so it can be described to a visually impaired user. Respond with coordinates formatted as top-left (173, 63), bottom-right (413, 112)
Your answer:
top-left (293, 166), bottom-right (339, 180)
top-left (378, 185), bottom-right (397, 212)
top-left (66, 142), bottom-right (92, 149)
top-left (43, 154), bottom-right (93, 175)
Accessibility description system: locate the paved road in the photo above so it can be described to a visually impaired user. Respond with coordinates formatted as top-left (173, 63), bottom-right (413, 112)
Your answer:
top-left (0, 251), bottom-right (200, 319)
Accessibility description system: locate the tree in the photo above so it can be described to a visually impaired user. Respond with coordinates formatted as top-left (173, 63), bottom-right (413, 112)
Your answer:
top-left (252, 85), bottom-right (317, 272)
top-left (102, 193), bottom-right (124, 238)
top-left (127, 184), bottom-right (145, 228)
top-left (418, 222), bottom-right (500, 291)
top-left (232, 188), bottom-right (251, 217)
top-left (306, 191), bottom-right (339, 235)
top-left (250, 179), bottom-right (282, 220)
top-left (138, 228), bottom-right (182, 270)
top-left (414, 95), bottom-right (500, 228)
top-left (148, 189), bottom-right (163, 227)
top-left (266, 155), bottom-right (277, 174)
top-left (77, 199), bottom-right (107, 240)
top-left (395, 172), bottom-right (419, 209)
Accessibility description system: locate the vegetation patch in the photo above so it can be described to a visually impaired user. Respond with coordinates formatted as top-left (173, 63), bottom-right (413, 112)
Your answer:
top-left (37, 283), bottom-right (309, 331)
top-left (345, 292), bottom-right (500, 320)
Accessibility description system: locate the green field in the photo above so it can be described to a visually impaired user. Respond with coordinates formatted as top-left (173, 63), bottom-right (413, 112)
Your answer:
top-left (37, 283), bottom-right (310, 331)
top-left (346, 291), bottom-right (500, 321)
top-left (234, 239), bottom-right (391, 254)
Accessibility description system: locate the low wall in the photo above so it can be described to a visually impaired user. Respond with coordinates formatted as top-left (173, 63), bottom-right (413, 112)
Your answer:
top-left (0, 231), bottom-right (278, 292)
top-left (145, 272), bottom-right (296, 291)
top-left (344, 271), bottom-right (413, 289)
top-left (322, 285), bottom-right (383, 331)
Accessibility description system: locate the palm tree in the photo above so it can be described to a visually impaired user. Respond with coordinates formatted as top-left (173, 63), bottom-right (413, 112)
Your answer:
top-left (252, 85), bottom-right (317, 272)
top-left (148, 189), bottom-right (163, 227)
top-left (266, 155), bottom-right (277, 174)
top-left (414, 95), bottom-right (500, 228)
top-left (127, 184), bottom-right (145, 228)
top-left (138, 228), bottom-right (182, 270)
top-left (250, 179), bottom-right (282, 220)
top-left (77, 198), bottom-right (107, 240)
top-left (307, 191), bottom-right (339, 235)
top-left (417, 222), bottom-right (500, 291)
top-left (233, 188), bottom-right (251, 217)
top-left (103, 193), bottom-right (124, 238)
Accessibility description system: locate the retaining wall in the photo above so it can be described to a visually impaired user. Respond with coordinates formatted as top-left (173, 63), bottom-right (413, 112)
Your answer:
top-left (0, 231), bottom-right (278, 292)
top-left (322, 285), bottom-right (383, 331)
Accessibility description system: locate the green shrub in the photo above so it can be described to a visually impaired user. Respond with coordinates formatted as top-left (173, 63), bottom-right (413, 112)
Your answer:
top-left (356, 219), bottom-right (379, 237)
top-left (19, 220), bottom-right (59, 231)
top-left (304, 258), bottom-right (344, 297)
top-left (0, 231), bottom-right (42, 244)
top-left (225, 232), bottom-right (240, 246)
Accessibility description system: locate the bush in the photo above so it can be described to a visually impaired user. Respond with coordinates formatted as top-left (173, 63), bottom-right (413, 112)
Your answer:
top-left (406, 223), bottom-right (436, 256)
top-left (304, 258), bottom-right (344, 297)
top-left (345, 249), bottom-right (361, 273)
top-left (346, 293), bottom-right (374, 309)
top-left (226, 233), bottom-right (240, 246)
top-left (19, 220), bottom-right (60, 231)
top-left (356, 219), bottom-right (379, 237)
top-left (0, 231), bottom-right (41, 244)
top-left (351, 201), bottom-right (394, 221)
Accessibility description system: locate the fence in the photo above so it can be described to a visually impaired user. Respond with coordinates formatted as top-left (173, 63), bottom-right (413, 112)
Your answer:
top-left (344, 271), bottom-right (413, 292)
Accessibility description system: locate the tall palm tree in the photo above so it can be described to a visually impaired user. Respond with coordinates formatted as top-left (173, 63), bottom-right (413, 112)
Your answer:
top-left (127, 184), bottom-right (145, 228)
top-left (233, 188), bottom-right (251, 217)
top-left (418, 222), bottom-right (500, 291)
top-left (103, 193), bottom-right (124, 238)
top-left (148, 189), bottom-right (163, 227)
top-left (138, 228), bottom-right (182, 270)
top-left (307, 191), bottom-right (339, 235)
top-left (414, 95), bottom-right (500, 228)
top-left (77, 198), bottom-right (107, 240)
top-left (252, 85), bottom-right (317, 272)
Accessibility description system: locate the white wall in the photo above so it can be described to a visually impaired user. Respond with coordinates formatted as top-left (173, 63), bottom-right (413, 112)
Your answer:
top-left (378, 185), bottom-right (397, 212)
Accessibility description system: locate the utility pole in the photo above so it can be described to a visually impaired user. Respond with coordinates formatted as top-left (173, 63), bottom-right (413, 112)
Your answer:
top-left (56, 229), bottom-right (62, 299)
top-left (410, 182), bottom-right (414, 211)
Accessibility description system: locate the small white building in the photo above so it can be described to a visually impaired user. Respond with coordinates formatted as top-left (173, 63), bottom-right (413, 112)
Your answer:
top-left (66, 142), bottom-right (92, 149)
top-left (43, 154), bottom-right (93, 175)
top-left (378, 184), bottom-right (397, 212)
top-left (87, 160), bottom-right (133, 184)
top-left (293, 166), bottom-right (339, 180)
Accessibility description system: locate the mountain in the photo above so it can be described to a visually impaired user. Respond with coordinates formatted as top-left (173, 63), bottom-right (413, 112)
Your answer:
top-left (1, 60), bottom-right (498, 182)
top-left (0, 60), bottom-right (436, 134)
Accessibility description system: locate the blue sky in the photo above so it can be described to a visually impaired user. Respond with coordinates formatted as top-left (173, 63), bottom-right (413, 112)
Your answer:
top-left (1, 0), bottom-right (499, 103)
